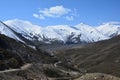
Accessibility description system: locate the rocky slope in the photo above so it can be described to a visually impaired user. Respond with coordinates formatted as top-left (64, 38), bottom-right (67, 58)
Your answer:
top-left (53, 35), bottom-right (120, 77)
top-left (75, 73), bottom-right (120, 80)
top-left (0, 34), bottom-right (83, 80)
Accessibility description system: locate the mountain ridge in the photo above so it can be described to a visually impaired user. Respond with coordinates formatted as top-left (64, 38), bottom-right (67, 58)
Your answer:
top-left (0, 19), bottom-right (120, 45)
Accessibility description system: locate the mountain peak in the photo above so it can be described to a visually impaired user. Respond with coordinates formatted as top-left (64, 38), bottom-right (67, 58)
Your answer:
top-left (0, 19), bottom-right (120, 45)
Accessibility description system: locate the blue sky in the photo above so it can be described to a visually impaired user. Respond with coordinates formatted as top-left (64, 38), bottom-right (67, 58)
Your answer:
top-left (0, 0), bottom-right (120, 26)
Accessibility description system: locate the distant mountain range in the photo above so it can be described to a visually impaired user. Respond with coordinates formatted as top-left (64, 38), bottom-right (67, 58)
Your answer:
top-left (0, 19), bottom-right (120, 46)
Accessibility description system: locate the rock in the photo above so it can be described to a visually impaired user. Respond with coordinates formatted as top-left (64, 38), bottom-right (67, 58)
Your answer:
top-left (75, 73), bottom-right (120, 80)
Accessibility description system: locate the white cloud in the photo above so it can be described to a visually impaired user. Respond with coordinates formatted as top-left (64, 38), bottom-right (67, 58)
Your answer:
top-left (39, 5), bottom-right (71, 18)
top-left (33, 5), bottom-right (77, 21)
top-left (33, 13), bottom-right (45, 20)
top-left (33, 14), bottom-right (39, 18)
top-left (65, 16), bottom-right (74, 21)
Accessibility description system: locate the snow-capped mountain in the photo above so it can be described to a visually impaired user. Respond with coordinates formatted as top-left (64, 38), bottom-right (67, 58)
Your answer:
top-left (0, 19), bottom-right (120, 45)
top-left (75, 23), bottom-right (108, 42)
top-left (96, 22), bottom-right (120, 38)
top-left (0, 21), bottom-right (23, 42)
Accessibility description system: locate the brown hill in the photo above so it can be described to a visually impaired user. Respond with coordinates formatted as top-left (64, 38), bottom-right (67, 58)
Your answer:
top-left (0, 34), bottom-right (82, 80)
top-left (55, 35), bottom-right (120, 77)
top-left (1, 33), bottom-right (120, 79)
top-left (0, 34), bottom-right (60, 80)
